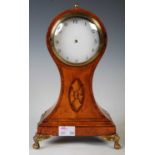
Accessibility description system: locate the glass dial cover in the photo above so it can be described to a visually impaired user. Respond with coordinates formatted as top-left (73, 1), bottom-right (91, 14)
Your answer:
top-left (51, 17), bottom-right (101, 64)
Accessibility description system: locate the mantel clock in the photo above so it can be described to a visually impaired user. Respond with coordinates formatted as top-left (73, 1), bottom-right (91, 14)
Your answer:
top-left (33, 4), bottom-right (121, 150)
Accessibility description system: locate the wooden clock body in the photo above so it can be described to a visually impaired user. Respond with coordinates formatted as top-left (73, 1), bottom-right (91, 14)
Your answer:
top-left (33, 6), bottom-right (121, 150)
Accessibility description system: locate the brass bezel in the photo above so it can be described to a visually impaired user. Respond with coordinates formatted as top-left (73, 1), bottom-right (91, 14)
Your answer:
top-left (50, 12), bottom-right (105, 66)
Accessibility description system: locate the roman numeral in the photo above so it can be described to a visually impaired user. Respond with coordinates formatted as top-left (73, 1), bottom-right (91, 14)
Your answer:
top-left (94, 39), bottom-right (98, 44)
top-left (75, 59), bottom-right (79, 63)
top-left (64, 22), bottom-right (68, 26)
top-left (55, 40), bottom-right (59, 44)
top-left (91, 29), bottom-right (96, 33)
top-left (57, 49), bottom-right (61, 53)
top-left (73, 19), bottom-right (78, 23)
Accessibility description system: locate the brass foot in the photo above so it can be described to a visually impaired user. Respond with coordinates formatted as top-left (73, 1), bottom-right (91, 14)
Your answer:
top-left (101, 134), bottom-right (121, 149)
top-left (114, 134), bottom-right (121, 149)
top-left (32, 134), bottom-right (50, 149)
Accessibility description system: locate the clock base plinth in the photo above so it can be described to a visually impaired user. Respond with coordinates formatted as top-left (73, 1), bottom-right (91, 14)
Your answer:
top-left (33, 107), bottom-right (121, 149)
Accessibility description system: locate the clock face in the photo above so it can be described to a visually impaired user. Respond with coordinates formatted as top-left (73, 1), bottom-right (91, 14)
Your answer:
top-left (51, 17), bottom-right (101, 65)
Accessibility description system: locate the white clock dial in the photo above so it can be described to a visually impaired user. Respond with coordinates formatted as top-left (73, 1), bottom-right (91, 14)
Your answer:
top-left (52, 17), bottom-right (100, 64)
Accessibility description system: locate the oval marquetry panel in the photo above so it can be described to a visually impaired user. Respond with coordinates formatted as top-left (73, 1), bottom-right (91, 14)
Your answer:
top-left (68, 79), bottom-right (84, 112)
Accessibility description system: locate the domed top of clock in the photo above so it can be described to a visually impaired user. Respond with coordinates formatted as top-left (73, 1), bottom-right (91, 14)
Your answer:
top-left (46, 4), bottom-right (107, 67)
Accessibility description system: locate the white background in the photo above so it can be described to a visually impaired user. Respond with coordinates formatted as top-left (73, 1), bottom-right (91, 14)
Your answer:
top-left (29, 0), bottom-right (125, 154)
top-left (0, 0), bottom-right (155, 155)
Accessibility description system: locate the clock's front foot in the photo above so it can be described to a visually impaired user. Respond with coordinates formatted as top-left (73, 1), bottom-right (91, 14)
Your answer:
top-left (32, 134), bottom-right (50, 149)
top-left (101, 134), bottom-right (121, 150)
top-left (32, 134), bottom-right (40, 149)
top-left (113, 134), bottom-right (121, 149)
top-left (32, 141), bottom-right (40, 149)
